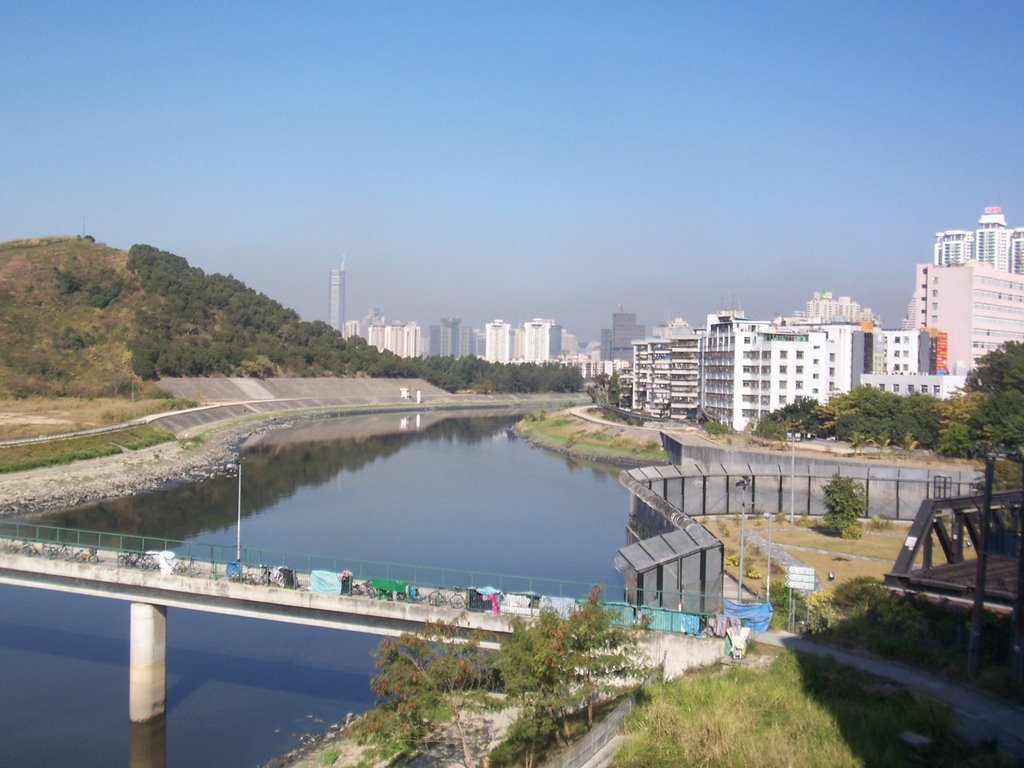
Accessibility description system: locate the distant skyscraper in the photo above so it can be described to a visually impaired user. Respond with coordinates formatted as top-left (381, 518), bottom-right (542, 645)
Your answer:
top-left (934, 207), bottom-right (1023, 274)
top-left (485, 320), bottom-right (512, 363)
top-left (328, 259), bottom-right (346, 330)
top-left (602, 309), bottom-right (644, 362)
top-left (429, 317), bottom-right (462, 358)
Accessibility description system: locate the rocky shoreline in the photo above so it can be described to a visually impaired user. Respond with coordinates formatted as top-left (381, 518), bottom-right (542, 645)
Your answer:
top-left (0, 417), bottom-right (293, 518)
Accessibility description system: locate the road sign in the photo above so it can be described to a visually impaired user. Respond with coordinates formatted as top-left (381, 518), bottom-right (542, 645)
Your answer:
top-left (786, 576), bottom-right (816, 591)
top-left (787, 566), bottom-right (815, 577)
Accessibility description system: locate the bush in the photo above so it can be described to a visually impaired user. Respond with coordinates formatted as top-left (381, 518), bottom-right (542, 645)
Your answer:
top-left (744, 564), bottom-right (762, 580)
top-left (867, 514), bottom-right (892, 530)
top-left (823, 474), bottom-right (866, 533)
top-left (840, 521), bottom-right (864, 539)
top-left (704, 421), bottom-right (732, 436)
top-left (726, 554), bottom-right (740, 567)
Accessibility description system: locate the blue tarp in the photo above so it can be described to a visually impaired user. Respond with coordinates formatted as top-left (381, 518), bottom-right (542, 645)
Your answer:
top-left (723, 599), bottom-right (773, 632)
top-left (310, 570), bottom-right (341, 595)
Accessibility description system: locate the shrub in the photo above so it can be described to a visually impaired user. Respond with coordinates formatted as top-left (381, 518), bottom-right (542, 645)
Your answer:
top-left (744, 564), bottom-right (762, 580)
top-left (704, 421), bottom-right (732, 436)
top-left (726, 554), bottom-right (740, 567)
top-left (868, 514), bottom-right (892, 530)
top-left (823, 474), bottom-right (866, 533)
top-left (840, 521), bottom-right (864, 539)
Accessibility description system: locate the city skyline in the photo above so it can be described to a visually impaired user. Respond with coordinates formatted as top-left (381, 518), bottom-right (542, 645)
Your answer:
top-left (2, 4), bottom-right (1021, 341)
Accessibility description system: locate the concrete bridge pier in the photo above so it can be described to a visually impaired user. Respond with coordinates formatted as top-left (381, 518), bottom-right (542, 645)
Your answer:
top-left (129, 602), bottom-right (167, 723)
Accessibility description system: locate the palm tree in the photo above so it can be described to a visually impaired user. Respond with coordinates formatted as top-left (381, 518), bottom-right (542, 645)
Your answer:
top-left (849, 431), bottom-right (871, 456)
top-left (874, 431), bottom-right (892, 454)
top-left (899, 431), bottom-right (919, 452)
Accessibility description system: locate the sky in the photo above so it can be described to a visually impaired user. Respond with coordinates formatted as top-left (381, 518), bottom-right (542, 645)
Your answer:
top-left (2, 2), bottom-right (1022, 343)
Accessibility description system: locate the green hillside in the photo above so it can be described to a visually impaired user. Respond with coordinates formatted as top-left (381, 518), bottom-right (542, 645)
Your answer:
top-left (0, 237), bottom-right (140, 398)
top-left (0, 237), bottom-right (582, 398)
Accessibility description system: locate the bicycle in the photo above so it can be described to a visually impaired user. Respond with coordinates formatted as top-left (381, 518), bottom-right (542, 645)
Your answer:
top-left (172, 556), bottom-right (196, 576)
top-left (70, 547), bottom-right (100, 564)
top-left (427, 588), bottom-right (466, 609)
top-left (45, 543), bottom-right (70, 560)
top-left (351, 579), bottom-right (377, 598)
top-left (118, 551), bottom-right (143, 568)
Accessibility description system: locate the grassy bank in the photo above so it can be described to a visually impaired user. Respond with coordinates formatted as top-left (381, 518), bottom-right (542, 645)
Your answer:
top-left (515, 409), bottom-right (665, 465)
top-left (616, 649), bottom-right (1011, 768)
top-left (0, 424), bottom-right (175, 473)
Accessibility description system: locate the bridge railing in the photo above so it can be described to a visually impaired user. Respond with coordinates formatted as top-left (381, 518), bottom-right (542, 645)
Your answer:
top-left (0, 520), bottom-right (618, 600)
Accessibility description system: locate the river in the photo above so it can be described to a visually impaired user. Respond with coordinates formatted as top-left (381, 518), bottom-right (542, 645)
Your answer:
top-left (0, 412), bottom-right (629, 767)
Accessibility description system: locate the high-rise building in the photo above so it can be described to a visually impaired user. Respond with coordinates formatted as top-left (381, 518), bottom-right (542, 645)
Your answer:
top-left (521, 318), bottom-right (560, 363)
top-left (912, 261), bottom-right (1024, 372)
top-left (632, 324), bottom-right (701, 420)
top-left (934, 207), bottom-right (1024, 274)
top-left (429, 317), bottom-right (462, 358)
top-left (485, 320), bottom-right (513, 363)
top-left (602, 309), bottom-right (645, 362)
top-left (803, 291), bottom-right (876, 324)
top-left (328, 259), bottom-right (346, 331)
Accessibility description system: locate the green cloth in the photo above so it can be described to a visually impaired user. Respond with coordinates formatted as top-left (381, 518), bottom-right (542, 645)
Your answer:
top-left (371, 577), bottom-right (409, 595)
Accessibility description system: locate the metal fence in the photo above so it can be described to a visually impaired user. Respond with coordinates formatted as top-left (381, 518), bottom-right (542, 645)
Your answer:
top-left (540, 678), bottom-right (653, 768)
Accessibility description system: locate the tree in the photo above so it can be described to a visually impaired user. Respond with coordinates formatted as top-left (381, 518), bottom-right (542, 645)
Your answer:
top-left (567, 586), bottom-right (649, 729)
top-left (498, 590), bottom-right (650, 766)
top-left (353, 619), bottom-right (496, 768)
top-left (822, 474), bottom-right (866, 533)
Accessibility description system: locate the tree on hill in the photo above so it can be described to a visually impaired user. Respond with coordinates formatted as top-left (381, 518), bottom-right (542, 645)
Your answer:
top-left (965, 342), bottom-right (1024, 454)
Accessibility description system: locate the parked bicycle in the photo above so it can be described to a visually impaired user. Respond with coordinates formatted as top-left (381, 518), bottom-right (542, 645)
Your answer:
top-left (69, 547), bottom-right (100, 564)
top-left (426, 587), bottom-right (466, 609)
top-left (172, 556), bottom-right (197, 576)
top-left (350, 579), bottom-right (377, 598)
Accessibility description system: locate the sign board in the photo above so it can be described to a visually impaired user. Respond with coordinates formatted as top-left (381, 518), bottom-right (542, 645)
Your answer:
top-left (786, 575), bottom-right (816, 591)
top-left (786, 565), bottom-right (816, 591)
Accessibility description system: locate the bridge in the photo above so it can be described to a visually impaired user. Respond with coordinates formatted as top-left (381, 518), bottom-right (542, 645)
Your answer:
top-left (0, 521), bottom-right (723, 724)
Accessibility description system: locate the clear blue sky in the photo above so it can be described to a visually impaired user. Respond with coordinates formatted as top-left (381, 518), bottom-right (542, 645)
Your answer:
top-left (2, 2), bottom-right (1021, 342)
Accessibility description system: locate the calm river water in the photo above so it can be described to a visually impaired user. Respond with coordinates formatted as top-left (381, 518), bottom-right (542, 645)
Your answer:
top-left (0, 412), bottom-right (629, 768)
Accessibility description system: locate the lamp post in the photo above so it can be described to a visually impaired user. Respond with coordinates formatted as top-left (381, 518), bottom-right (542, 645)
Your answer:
top-left (790, 429), bottom-right (796, 524)
top-left (736, 476), bottom-right (750, 599)
top-left (235, 460), bottom-right (242, 562)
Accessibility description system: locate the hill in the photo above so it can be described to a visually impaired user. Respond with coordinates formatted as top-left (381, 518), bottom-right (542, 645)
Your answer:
top-left (0, 237), bottom-right (582, 398)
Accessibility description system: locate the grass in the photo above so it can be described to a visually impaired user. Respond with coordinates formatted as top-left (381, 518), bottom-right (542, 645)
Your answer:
top-left (713, 516), bottom-right (911, 597)
top-left (0, 396), bottom-right (196, 440)
top-left (517, 409), bottom-right (665, 463)
top-left (0, 424), bottom-right (174, 473)
top-left (615, 649), bottom-right (1013, 768)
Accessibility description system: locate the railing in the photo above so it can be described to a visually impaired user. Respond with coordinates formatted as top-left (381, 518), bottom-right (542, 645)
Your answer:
top-left (540, 676), bottom-right (656, 768)
top-left (0, 520), bottom-right (618, 601)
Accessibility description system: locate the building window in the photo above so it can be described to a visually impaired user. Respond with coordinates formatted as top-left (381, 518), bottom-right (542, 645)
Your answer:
top-left (878, 384), bottom-right (886, 391)
top-left (796, 351), bottom-right (804, 359)
top-left (780, 351), bottom-right (788, 359)
top-left (779, 366), bottom-right (787, 374)
top-left (796, 366), bottom-right (803, 374)
top-left (893, 383), bottom-right (900, 392)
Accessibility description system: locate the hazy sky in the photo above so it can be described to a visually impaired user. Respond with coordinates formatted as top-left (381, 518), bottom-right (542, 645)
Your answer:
top-left (2, 2), bottom-right (1022, 342)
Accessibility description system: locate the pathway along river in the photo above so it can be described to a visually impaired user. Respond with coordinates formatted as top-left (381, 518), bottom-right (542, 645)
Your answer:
top-left (0, 412), bottom-right (629, 768)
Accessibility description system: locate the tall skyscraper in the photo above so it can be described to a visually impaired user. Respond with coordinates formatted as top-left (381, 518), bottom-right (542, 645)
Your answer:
top-left (602, 309), bottom-right (644, 362)
top-left (934, 207), bottom-right (1024, 274)
top-left (485, 320), bottom-right (513, 363)
top-left (429, 317), bottom-right (462, 358)
top-left (328, 259), bottom-right (346, 331)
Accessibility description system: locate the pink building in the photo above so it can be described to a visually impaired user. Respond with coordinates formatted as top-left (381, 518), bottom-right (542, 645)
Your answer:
top-left (913, 261), bottom-right (1024, 373)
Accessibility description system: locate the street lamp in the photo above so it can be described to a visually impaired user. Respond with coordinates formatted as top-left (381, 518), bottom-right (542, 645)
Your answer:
top-left (235, 459), bottom-right (242, 562)
top-left (789, 429), bottom-right (796, 524)
top-left (736, 476), bottom-right (750, 599)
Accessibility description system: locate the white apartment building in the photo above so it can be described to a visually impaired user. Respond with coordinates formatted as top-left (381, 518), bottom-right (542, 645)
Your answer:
top-left (700, 314), bottom-right (861, 431)
top-left (521, 318), bottom-right (559, 363)
top-left (860, 373), bottom-right (967, 400)
top-left (876, 329), bottom-right (930, 374)
top-left (484, 320), bottom-right (513, 363)
top-left (934, 207), bottom-right (1024, 274)
top-left (803, 291), bottom-right (875, 324)
top-left (632, 328), bottom-right (701, 420)
top-left (367, 320), bottom-right (421, 358)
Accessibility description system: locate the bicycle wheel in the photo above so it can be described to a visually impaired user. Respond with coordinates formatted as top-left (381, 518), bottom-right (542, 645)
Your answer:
top-left (427, 590), bottom-right (446, 607)
top-left (87, 551), bottom-right (100, 564)
top-left (449, 592), bottom-right (466, 610)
